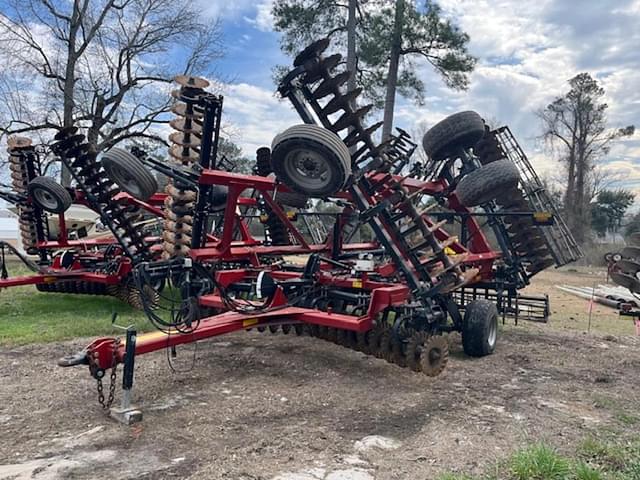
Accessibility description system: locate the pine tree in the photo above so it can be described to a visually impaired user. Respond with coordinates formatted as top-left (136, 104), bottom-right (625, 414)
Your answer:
top-left (272, 0), bottom-right (475, 139)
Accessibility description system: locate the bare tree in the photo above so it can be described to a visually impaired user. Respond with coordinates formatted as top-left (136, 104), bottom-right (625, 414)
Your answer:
top-left (538, 73), bottom-right (634, 243)
top-left (0, 0), bottom-right (222, 184)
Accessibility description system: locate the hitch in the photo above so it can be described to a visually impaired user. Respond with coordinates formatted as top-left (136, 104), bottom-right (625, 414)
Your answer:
top-left (109, 327), bottom-right (142, 425)
top-left (57, 350), bottom-right (89, 367)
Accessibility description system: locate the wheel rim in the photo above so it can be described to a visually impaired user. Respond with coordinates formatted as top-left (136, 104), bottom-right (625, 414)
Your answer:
top-left (110, 163), bottom-right (142, 197)
top-left (283, 148), bottom-right (334, 192)
top-left (487, 316), bottom-right (497, 348)
top-left (33, 188), bottom-right (59, 211)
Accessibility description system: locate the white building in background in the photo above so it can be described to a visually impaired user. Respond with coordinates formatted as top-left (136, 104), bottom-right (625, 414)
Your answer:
top-left (0, 209), bottom-right (19, 248)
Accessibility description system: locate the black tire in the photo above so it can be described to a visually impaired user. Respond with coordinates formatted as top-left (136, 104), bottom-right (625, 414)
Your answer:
top-left (255, 147), bottom-right (308, 208)
top-left (101, 147), bottom-right (158, 201)
top-left (422, 111), bottom-right (486, 161)
top-left (28, 176), bottom-right (72, 213)
top-left (455, 159), bottom-right (520, 207)
top-left (255, 147), bottom-right (272, 176)
top-left (462, 299), bottom-right (498, 357)
top-left (209, 185), bottom-right (228, 212)
top-left (271, 124), bottom-right (351, 197)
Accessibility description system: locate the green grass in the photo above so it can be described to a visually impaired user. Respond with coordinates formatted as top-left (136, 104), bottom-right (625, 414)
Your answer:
top-left (436, 474), bottom-right (478, 480)
top-left (614, 412), bottom-right (640, 426)
top-left (509, 444), bottom-right (570, 480)
top-left (0, 263), bottom-right (150, 345)
top-left (434, 437), bottom-right (640, 480)
top-left (577, 437), bottom-right (640, 473)
top-left (574, 463), bottom-right (603, 480)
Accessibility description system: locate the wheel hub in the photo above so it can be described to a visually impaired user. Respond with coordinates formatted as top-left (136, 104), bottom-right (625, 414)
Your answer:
top-left (285, 148), bottom-right (333, 190)
top-left (34, 189), bottom-right (57, 209)
top-left (113, 164), bottom-right (142, 197)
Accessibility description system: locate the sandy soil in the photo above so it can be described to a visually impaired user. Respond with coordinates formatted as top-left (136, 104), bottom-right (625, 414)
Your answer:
top-left (1, 269), bottom-right (639, 480)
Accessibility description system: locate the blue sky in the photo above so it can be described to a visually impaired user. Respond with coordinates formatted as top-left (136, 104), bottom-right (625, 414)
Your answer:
top-left (204, 0), bottom-right (640, 195)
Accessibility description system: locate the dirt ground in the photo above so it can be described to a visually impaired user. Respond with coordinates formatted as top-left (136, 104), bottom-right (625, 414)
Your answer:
top-left (1, 268), bottom-right (639, 480)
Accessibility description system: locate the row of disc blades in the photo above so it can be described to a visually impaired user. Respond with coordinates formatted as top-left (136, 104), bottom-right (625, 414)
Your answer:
top-left (7, 137), bottom-right (39, 253)
top-left (50, 128), bottom-right (149, 261)
top-left (162, 75), bottom-right (210, 259)
top-left (290, 38), bottom-right (477, 295)
top-left (254, 320), bottom-right (450, 377)
top-left (476, 132), bottom-right (555, 276)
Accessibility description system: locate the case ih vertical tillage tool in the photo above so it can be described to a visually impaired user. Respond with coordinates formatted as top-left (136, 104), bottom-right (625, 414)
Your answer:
top-left (0, 131), bottom-right (165, 307)
top-left (57, 39), bottom-right (581, 421)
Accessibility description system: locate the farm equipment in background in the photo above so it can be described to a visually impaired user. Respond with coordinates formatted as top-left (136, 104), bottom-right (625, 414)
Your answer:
top-left (0, 134), bottom-right (165, 307)
top-left (58, 38), bottom-right (581, 422)
top-left (604, 234), bottom-right (640, 335)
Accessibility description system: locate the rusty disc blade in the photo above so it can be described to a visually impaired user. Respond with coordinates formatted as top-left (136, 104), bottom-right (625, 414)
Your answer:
top-left (7, 136), bottom-right (32, 149)
top-left (169, 132), bottom-right (201, 149)
top-left (171, 102), bottom-right (204, 118)
top-left (174, 75), bottom-right (209, 89)
top-left (169, 118), bottom-right (203, 135)
top-left (293, 37), bottom-right (330, 67)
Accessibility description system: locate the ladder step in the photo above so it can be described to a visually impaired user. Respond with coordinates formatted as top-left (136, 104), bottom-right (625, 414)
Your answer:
top-left (430, 253), bottom-right (469, 277)
top-left (400, 223), bottom-right (421, 237)
top-left (415, 202), bottom-right (438, 217)
top-left (410, 239), bottom-right (432, 253)
top-left (427, 219), bottom-right (448, 233)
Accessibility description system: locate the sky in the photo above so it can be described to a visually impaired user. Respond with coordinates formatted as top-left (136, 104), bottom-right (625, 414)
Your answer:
top-left (200, 0), bottom-right (640, 194)
top-left (0, 0), bottom-right (638, 213)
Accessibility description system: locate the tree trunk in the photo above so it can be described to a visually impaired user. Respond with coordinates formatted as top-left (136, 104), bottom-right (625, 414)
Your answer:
top-left (574, 163), bottom-right (587, 243)
top-left (346, 0), bottom-right (361, 241)
top-left (346, 0), bottom-right (357, 106)
top-left (346, 0), bottom-right (358, 155)
top-left (381, 0), bottom-right (405, 142)
top-left (563, 152), bottom-right (576, 232)
top-left (60, 59), bottom-right (77, 186)
top-left (60, 1), bottom-right (82, 187)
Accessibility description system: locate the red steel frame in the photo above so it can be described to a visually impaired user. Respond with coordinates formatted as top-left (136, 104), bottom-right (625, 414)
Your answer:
top-left (65, 164), bottom-right (504, 375)
top-left (191, 169), bottom-right (499, 276)
top-left (0, 192), bottom-right (167, 290)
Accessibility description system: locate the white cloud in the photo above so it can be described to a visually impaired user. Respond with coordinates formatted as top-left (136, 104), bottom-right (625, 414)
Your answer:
top-left (387, 0), bottom-right (640, 192)
top-left (221, 82), bottom-right (300, 155)
top-left (197, 0), bottom-right (274, 30)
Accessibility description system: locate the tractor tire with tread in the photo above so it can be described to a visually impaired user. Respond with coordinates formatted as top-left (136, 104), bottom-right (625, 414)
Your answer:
top-left (271, 124), bottom-right (351, 197)
top-left (102, 147), bottom-right (158, 201)
top-left (422, 111), bottom-right (486, 161)
top-left (28, 176), bottom-right (72, 213)
top-left (455, 159), bottom-right (520, 207)
top-left (461, 299), bottom-right (499, 357)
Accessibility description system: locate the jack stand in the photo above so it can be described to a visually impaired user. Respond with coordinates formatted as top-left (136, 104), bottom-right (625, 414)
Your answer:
top-left (110, 328), bottom-right (143, 425)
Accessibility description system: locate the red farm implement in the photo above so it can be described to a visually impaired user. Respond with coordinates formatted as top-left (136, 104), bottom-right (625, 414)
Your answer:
top-left (55, 39), bottom-right (581, 422)
top-left (0, 134), bottom-right (166, 307)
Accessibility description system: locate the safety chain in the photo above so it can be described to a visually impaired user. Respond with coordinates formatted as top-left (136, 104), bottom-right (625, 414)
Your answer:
top-left (96, 339), bottom-right (120, 409)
